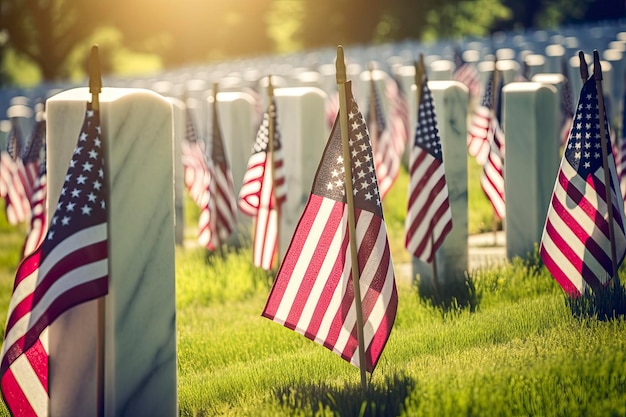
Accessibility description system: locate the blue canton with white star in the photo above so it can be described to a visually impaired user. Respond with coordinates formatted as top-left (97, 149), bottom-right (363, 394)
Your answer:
top-left (47, 103), bottom-right (106, 244)
top-left (564, 77), bottom-right (612, 178)
top-left (414, 80), bottom-right (443, 161)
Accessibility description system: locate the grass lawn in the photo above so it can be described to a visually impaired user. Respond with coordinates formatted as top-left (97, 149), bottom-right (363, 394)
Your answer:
top-left (0, 165), bottom-right (624, 416)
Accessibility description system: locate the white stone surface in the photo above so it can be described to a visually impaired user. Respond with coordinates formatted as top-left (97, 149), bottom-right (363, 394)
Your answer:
top-left (412, 81), bottom-right (469, 292)
top-left (503, 82), bottom-right (559, 260)
top-left (46, 87), bottom-right (177, 417)
top-left (274, 87), bottom-right (328, 258)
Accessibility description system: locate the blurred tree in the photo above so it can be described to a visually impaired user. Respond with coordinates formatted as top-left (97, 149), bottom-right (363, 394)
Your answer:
top-left (297, 0), bottom-right (388, 49)
top-left (0, 0), bottom-right (114, 80)
top-left (0, 0), bottom-right (274, 82)
top-left (497, 0), bottom-right (625, 30)
top-left (297, 0), bottom-right (511, 48)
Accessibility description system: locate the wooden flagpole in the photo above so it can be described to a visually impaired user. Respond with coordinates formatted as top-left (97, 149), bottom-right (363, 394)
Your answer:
top-left (414, 54), bottom-right (441, 301)
top-left (89, 44), bottom-right (105, 417)
top-left (336, 45), bottom-right (368, 393)
top-left (592, 50), bottom-right (620, 286)
top-left (266, 75), bottom-right (281, 269)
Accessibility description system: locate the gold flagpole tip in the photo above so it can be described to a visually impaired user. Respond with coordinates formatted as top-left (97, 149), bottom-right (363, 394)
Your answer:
top-left (593, 50), bottom-right (603, 80)
top-left (578, 51), bottom-right (589, 80)
top-left (212, 82), bottom-right (219, 99)
top-left (336, 45), bottom-right (346, 84)
top-left (89, 44), bottom-right (102, 96)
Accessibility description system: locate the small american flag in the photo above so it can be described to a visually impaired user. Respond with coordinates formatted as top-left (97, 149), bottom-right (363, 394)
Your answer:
top-left (618, 87), bottom-right (626, 205)
top-left (2, 119), bottom-right (30, 225)
top-left (453, 48), bottom-right (482, 100)
top-left (198, 102), bottom-right (237, 250)
top-left (467, 71), bottom-right (499, 165)
top-left (480, 116), bottom-right (506, 220)
top-left (385, 76), bottom-right (410, 158)
top-left (238, 98), bottom-right (287, 270)
top-left (181, 108), bottom-right (210, 209)
top-left (540, 76), bottom-right (626, 296)
top-left (367, 76), bottom-right (400, 200)
top-left (263, 82), bottom-right (397, 372)
top-left (20, 115), bottom-right (46, 202)
top-left (22, 140), bottom-right (47, 257)
top-left (405, 76), bottom-right (453, 263)
top-left (0, 103), bottom-right (108, 417)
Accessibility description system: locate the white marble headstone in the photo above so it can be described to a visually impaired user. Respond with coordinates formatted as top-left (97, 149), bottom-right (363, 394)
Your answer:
top-left (46, 87), bottom-right (177, 417)
top-left (502, 82), bottom-right (559, 260)
top-left (412, 81), bottom-right (469, 298)
top-left (274, 87), bottom-right (328, 258)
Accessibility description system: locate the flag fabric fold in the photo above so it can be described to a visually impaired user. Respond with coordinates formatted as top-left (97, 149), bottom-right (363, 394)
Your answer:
top-left (405, 75), bottom-right (453, 263)
top-left (238, 98), bottom-right (287, 270)
top-left (198, 103), bottom-right (237, 250)
top-left (467, 70), bottom-right (501, 165)
top-left (1, 119), bottom-right (30, 225)
top-left (262, 82), bottom-right (397, 373)
top-left (22, 140), bottom-right (47, 258)
top-left (367, 76), bottom-right (401, 200)
top-left (540, 76), bottom-right (626, 296)
top-left (453, 48), bottom-right (481, 101)
top-left (0, 103), bottom-right (108, 417)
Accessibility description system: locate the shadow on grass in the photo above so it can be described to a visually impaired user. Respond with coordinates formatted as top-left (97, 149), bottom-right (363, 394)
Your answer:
top-left (274, 373), bottom-right (415, 417)
top-left (416, 272), bottom-right (481, 314)
top-left (567, 282), bottom-right (626, 321)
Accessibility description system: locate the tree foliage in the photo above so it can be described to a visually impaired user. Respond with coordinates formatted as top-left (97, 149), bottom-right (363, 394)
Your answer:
top-left (0, 0), bottom-right (624, 85)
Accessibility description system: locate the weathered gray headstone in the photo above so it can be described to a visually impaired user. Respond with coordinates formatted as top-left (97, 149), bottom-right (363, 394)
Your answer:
top-left (502, 82), bottom-right (559, 260)
top-left (47, 87), bottom-right (177, 417)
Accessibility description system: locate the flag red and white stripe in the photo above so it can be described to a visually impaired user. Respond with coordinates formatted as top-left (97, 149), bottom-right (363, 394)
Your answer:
top-left (467, 71), bottom-right (500, 165)
top-left (480, 117), bottom-right (506, 220)
top-left (540, 76), bottom-right (626, 296)
top-left (367, 76), bottom-right (401, 200)
top-left (453, 49), bottom-right (481, 100)
top-left (198, 103), bottom-right (237, 249)
top-left (263, 82), bottom-right (397, 372)
top-left (0, 104), bottom-right (108, 417)
top-left (386, 76), bottom-right (410, 158)
top-left (405, 77), bottom-right (453, 262)
top-left (2, 120), bottom-right (30, 225)
top-left (238, 98), bottom-right (287, 269)
top-left (181, 109), bottom-right (210, 209)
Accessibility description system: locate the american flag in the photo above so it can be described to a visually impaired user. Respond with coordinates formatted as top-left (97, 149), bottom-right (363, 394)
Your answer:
top-left (385, 76), bottom-right (410, 158)
top-left (618, 86), bottom-right (626, 205)
top-left (22, 139), bottom-right (47, 258)
top-left (480, 115), bottom-right (506, 220)
top-left (467, 70), bottom-right (500, 165)
top-left (0, 103), bottom-right (108, 417)
top-left (559, 58), bottom-right (575, 149)
top-left (539, 76), bottom-right (626, 296)
top-left (1, 119), bottom-right (30, 225)
top-left (238, 98), bottom-right (287, 270)
top-left (453, 48), bottom-right (481, 100)
top-left (20, 115), bottom-right (46, 202)
top-left (181, 108), bottom-right (210, 209)
top-left (367, 76), bottom-right (400, 200)
top-left (198, 102), bottom-right (237, 250)
top-left (405, 76), bottom-right (453, 263)
top-left (262, 82), bottom-right (397, 372)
